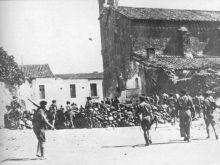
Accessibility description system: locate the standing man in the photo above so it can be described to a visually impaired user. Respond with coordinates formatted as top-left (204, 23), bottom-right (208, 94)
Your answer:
top-left (10, 96), bottom-right (21, 111)
top-left (168, 93), bottom-right (178, 125)
top-left (178, 90), bottom-right (195, 142)
top-left (32, 101), bottom-right (55, 160)
top-left (202, 91), bottom-right (218, 140)
top-left (193, 95), bottom-right (203, 118)
top-left (10, 96), bottom-right (22, 128)
top-left (85, 97), bottom-right (94, 128)
top-left (112, 96), bottom-right (120, 107)
top-left (137, 96), bottom-right (156, 146)
top-left (48, 100), bottom-right (57, 128)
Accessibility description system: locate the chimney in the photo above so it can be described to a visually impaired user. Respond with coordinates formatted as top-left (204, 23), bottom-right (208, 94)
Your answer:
top-left (177, 26), bottom-right (193, 58)
top-left (107, 0), bottom-right (119, 8)
top-left (145, 47), bottom-right (155, 60)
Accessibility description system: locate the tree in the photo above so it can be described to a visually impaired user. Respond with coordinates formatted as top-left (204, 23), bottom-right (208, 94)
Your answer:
top-left (0, 47), bottom-right (24, 86)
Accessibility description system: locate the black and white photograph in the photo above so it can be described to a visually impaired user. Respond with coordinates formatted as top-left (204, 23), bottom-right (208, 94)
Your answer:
top-left (0, 0), bottom-right (220, 164)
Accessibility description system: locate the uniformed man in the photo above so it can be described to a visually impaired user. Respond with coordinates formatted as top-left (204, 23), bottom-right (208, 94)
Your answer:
top-left (10, 96), bottom-right (21, 111)
top-left (178, 90), bottom-right (195, 142)
top-left (10, 96), bottom-right (22, 128)
top-left (193, 95), bottom-right (203, 118)
top-left (48, 100), bottom-right (57, 128)
top-left (85, 97), bottom-right (94, 128)
top-left (112, 96), bottom-right (120, 107)
top-left (137, 96), bottom-right (155, 146)
top-left (202, 91), bottom-right (218, 140)
top-left (168, 93), bottom-right (177, 125)
top-left (32, 101), bottom-right (55, 160)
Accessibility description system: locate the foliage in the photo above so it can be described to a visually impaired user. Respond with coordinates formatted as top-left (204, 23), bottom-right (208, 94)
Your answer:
top-left (0, 47), bottom-right (25, 86)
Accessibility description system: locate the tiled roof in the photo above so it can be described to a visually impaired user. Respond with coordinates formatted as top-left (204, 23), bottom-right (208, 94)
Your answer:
top-left (133, 54), bottom-right (220, 70)
top-left (20, 64), bottom-right (54, 78)
top-left (115, 7), bottom-right (220, 22)
top-left (55, 72), bottom-right (103, 79)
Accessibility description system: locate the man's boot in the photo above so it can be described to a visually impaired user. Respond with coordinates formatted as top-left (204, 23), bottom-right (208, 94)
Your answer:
top-left (40, 142), bottom-right (46, 160)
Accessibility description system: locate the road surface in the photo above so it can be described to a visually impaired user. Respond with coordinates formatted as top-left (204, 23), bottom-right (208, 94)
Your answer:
top-left (0, 119), bottom-right (220, 165)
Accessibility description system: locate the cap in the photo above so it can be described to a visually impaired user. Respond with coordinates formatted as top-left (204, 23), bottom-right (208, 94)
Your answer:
top-left (87, 97), bottom-right (92, 100)
top-left (40, 101), bottom-right (47, 106)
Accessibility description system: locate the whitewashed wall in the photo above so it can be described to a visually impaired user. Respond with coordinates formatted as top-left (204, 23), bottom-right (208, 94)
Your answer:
top-left (126, 73), bottom-right (142, 90)
top-left (18, 78), bottom-right (103, 110)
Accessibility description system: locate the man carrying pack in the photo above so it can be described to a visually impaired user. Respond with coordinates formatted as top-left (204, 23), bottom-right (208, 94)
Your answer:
top-left (178, 90), bottom-right (195, 142)
top-left (32, 101), bottom-right (55, 160)
top-left (137, 96), bottom-right (157, 146)
top-left (202, 91), bottom-right (218, 140)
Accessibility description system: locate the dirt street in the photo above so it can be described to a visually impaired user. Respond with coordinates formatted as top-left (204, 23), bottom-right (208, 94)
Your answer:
top-left (0, 119), bottom-right (220, 165)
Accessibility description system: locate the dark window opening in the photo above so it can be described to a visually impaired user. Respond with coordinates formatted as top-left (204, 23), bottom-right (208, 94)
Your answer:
top-left (90, 83), bottom-right (97, 97)
top-left (135, 78), bottom-right (139, 89)
top-left (70, 84), bottom-right (76, 98)
top-left (39, 85), bottom-right (45, 99)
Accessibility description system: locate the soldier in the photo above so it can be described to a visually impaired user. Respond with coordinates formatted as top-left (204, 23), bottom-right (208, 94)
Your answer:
top-left (105, 98), bottom-right (111, 105)
top-left (193, 95), bottom-right (203, 118)
top-left (48, 100), bottom-right (57, 128)
top-left (202, 91), bottom-right (218, 140)
top-left (55, 105), bottom-right (66, 129)
top-left (32, 101), bottom-right (55, 160)
top-left (10, 96), bottom-right (21, 111)
top-left (112, 96), bottom-right (120, 107)
top-left (10, 96), bottom-right (22, 128)
top-left (137, 96), bottom-right (156, 146)
top-left (66, 101), bottom-right (71, 111)
top-left (4, 105), bottom-right (12, 128)
top-left (85, 97), bottom-right (94, 128)
top-left (178, 90), bottom-right (195, 142)
top-left (168, 93), bottom-right (177, 125)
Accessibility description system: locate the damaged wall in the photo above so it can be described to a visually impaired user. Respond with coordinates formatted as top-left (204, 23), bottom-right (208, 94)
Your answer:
top-left (98, 1), bottom-right (220, 97)
top-left (145, 68), bottom-right (220, 97)
top-left (131, 20), bottom-right (220, 56)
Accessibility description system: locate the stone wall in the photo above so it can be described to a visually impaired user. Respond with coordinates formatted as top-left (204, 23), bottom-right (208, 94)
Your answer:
top-left (131, 20), bottom-right (220, 56)
top-left (144, 68), bottom-right (220, 97)
top-left (99, 8), bottom-right (134, 97)
top-left (98, 3), bottom-right (220, 97)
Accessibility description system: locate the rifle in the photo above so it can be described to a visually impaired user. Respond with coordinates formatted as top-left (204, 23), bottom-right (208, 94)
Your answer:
top-left (26, 98), bottom-right (40, 108)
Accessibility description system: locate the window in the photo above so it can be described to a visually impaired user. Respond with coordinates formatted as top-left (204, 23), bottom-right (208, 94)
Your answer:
top-left (39, 85), bottom-right (45, 99)
top-left (135, 78), bottom-right (139, 89)
top-left (90, 83), bottom-right (97, 97)
top-left (70, 84), bottom-right (76, 98)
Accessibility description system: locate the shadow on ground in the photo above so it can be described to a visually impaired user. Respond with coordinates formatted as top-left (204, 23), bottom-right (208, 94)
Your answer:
top-left (101, 138), bottom-right (207, 148)
top-left (1, 158), bottom-right (39, 162)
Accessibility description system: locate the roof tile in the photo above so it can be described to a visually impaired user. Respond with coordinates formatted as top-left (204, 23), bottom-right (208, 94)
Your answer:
top-left (20, 64), bottom-right (54, 78)
top-left (55, 72), bottom-right (103, 79)
top-left (115, 7), bottom-right (220, 22)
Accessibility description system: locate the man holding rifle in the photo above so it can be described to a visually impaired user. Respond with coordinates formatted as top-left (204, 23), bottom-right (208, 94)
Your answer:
top-left (32, 100), bottom-right (55, 160)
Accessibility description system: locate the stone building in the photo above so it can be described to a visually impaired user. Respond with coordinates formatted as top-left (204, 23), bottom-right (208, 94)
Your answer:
top-left (98, 0), bottom-right (220, 98)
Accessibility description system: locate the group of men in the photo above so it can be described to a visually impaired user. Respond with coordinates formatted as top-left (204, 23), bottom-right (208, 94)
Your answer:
top-left (4, 90), bottom-right (219, 159)
top-left (137, 89), bottom-right (219, 146)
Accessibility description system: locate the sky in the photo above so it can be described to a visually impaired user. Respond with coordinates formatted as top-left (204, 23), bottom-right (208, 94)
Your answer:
top-left (0, 0), bottom-right (220, 74)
